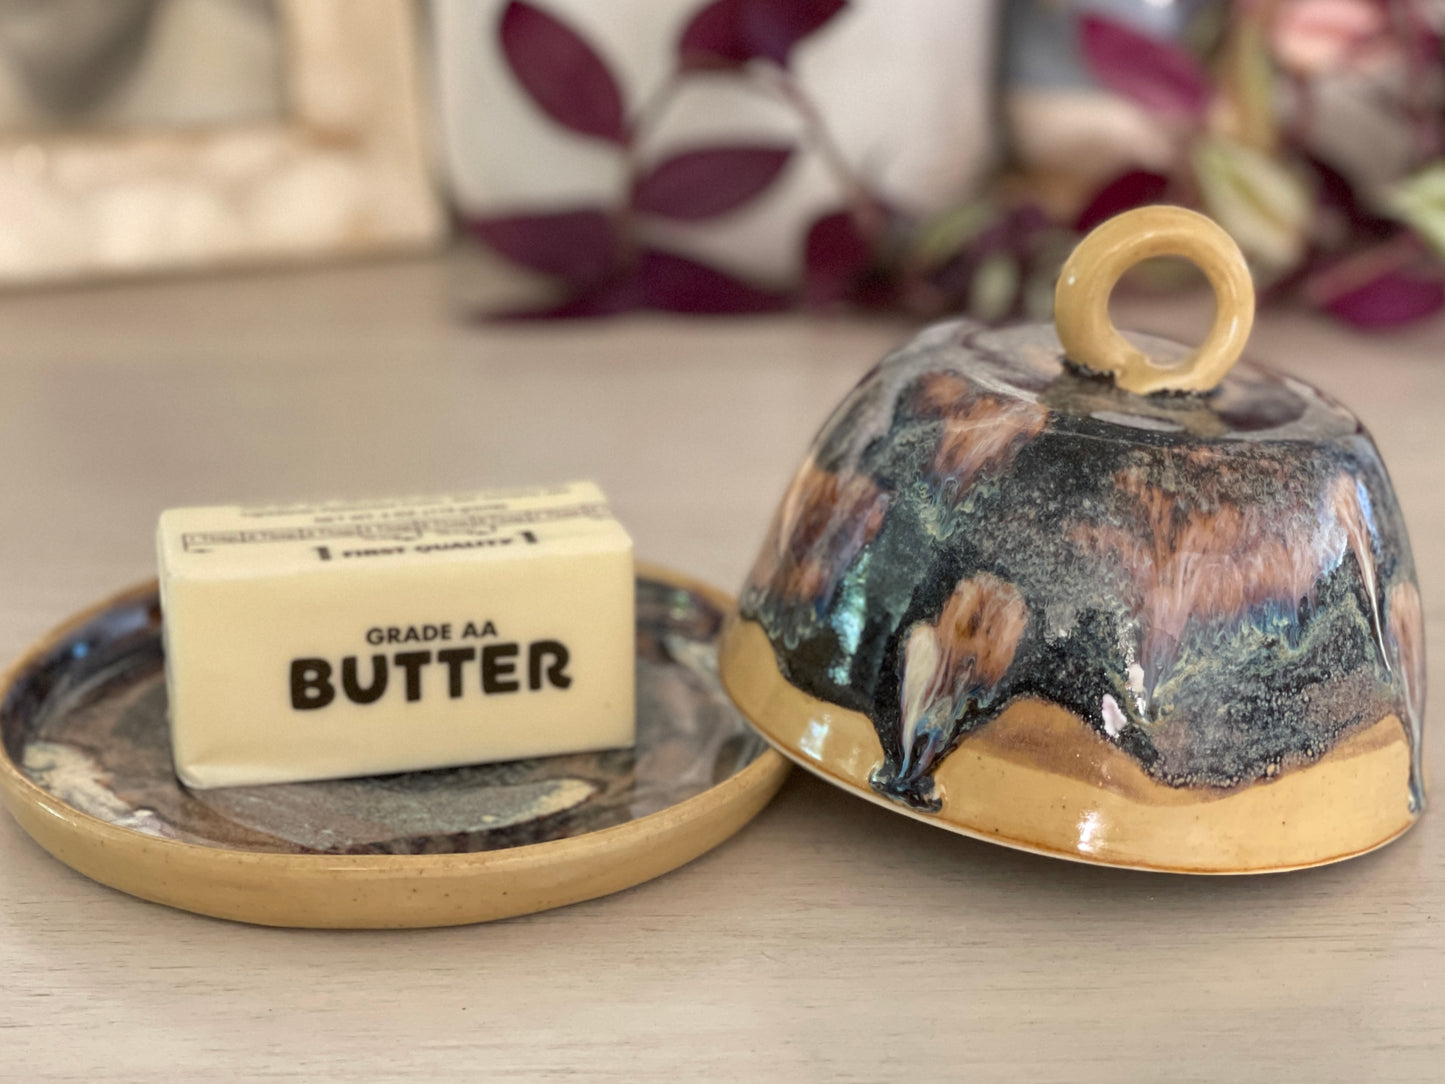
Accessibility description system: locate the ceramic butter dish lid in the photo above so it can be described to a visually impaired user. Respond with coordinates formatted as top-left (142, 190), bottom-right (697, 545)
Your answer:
top-left (721, 206), bottom-right (1426, 874)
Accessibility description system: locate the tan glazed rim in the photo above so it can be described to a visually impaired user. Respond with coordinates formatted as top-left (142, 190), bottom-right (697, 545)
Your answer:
top-left (0, 563), bottom-right (790, 928)
top-left (720, 616), bottom-right (1417, 875)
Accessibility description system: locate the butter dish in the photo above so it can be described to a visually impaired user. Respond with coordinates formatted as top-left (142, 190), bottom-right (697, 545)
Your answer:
top-left (721, 207), bottom-right (1426, 873)
top-left (0, 567), bottom-right (788, 927)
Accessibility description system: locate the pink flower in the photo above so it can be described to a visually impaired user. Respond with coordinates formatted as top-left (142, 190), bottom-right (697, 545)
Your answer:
top-left (1270, 0), bottom-right (1395, 74)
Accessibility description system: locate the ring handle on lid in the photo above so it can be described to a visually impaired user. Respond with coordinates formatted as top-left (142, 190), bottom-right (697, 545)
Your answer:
top-left (1053, 205), bottom-right (1255, 395)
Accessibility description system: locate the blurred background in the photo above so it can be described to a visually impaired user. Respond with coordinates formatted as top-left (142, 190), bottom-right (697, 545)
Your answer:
top-left (3, 9), bottom-right (1444, 1080)
top-left (1, 0), bottom-right (1442, 330)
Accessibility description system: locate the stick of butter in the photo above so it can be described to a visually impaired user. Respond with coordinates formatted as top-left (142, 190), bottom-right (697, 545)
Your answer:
top-left (157, 482), bottom-right (635, 788)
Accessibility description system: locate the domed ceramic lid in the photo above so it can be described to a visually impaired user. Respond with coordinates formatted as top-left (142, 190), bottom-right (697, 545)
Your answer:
top-left (721, 207), bottom-right (1425, 873)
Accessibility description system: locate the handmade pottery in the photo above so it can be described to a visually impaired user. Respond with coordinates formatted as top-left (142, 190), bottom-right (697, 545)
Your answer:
top-left (0, 565), bottom-right (789, 927)
top-left (721, 205), bottom-right (1425, 873)
top-left (436, 0), bottom-right (999, 284)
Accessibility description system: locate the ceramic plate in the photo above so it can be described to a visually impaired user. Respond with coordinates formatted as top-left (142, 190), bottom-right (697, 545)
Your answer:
top-left (0, 565), bottom-right (789, 927)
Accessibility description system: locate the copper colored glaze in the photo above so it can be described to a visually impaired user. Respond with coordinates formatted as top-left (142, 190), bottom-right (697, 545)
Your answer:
top-left (724, 318), bottom-right (1424, 870)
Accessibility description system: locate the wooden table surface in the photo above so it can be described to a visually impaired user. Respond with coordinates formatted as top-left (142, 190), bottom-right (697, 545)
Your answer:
top-left (1, 253), bottom-right (1440, 1082)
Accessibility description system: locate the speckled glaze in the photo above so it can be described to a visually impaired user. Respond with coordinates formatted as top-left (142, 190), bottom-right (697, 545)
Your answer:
top-left (724, 319), bottom-right (1425, 871)
top-left (0, 568), bottom-right (790, 926)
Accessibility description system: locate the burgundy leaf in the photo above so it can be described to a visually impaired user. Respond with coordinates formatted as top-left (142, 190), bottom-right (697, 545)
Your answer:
top-left (466, 208), bottom-right (619, 286)
top-left (499, 1), bottom-right (628, 143)
top-left (803, 210), bottom-right (873, 308)
top-left (638, 249), bottom-right (790, 313)
top-left (850, 273), bottom-right (901, 312)
top-left (1308, 153), bottom-right (1365, 220)
top-left (1303, 153), bottom-right (1395, 241)
top-left (1075, 170), bottom-right (1171, 232)
top-left (1324, 270), bottom-right (1445, 328)
top-left (679, 0), bottom-right (848, 69)
top-left (1079, 15), bottom-right (1211, 119)
top-left (633, 145), bottom-right (793, 219)
top-left (492, 277), bottom-right (645, 320)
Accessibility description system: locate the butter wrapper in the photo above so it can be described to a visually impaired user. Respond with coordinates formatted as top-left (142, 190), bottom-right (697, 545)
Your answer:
top-left (157, 482), bottom-right (634, 788)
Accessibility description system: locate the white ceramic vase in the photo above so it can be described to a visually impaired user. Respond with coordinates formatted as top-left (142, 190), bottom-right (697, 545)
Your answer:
top-left (431, 0), bottom-right (1000, 285)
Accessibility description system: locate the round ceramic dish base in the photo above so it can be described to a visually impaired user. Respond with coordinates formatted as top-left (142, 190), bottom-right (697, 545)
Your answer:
top-left (0, 567), bottom-right (789, 927)
top-left (720, 617), bottom-right (1417, 875)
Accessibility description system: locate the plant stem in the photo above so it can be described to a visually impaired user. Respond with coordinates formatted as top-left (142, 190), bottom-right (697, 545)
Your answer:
top-left (629, 69), bottom-right (684, 154)
top-left (615, 69), bottom-right (685, 265)
top-left (748, 63), bottom-right (883, 234)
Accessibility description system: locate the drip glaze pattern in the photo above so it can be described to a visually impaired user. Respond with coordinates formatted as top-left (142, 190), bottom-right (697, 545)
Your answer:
top-left (739, 321), bottom-right (1425, 817)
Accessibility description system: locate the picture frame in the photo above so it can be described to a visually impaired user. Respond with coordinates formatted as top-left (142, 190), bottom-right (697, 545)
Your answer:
top-left (0, 0), bottom-right (442, 287)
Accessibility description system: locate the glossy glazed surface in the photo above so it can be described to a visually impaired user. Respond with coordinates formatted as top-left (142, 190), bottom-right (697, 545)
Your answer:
top-left (732, 319), bottom-right (1424, 865)
top-left (0, 567), bottom-right (789, 925)
top-left (1054, 206), bottom-right (1255, 394)
top-left (723, 618), bottom-right (1415, 872)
